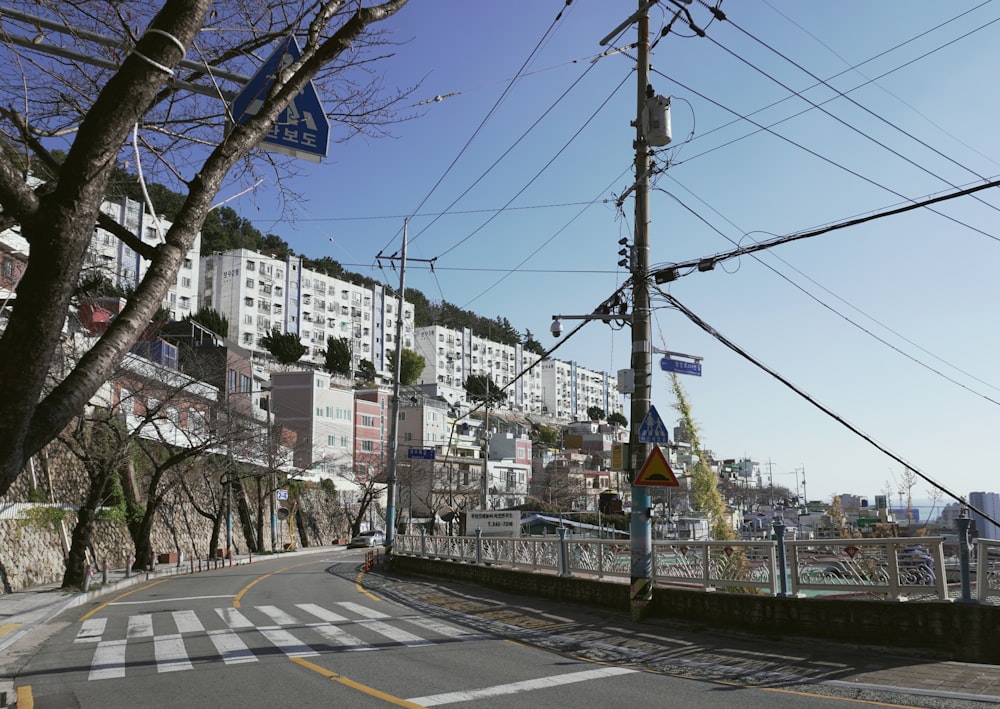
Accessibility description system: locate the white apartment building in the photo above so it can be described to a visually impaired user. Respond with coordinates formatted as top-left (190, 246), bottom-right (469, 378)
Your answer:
top-left (539, 359), bottom-right (622, 421)
top-left (199, 250), bottom-right (413, 370)
top-left (412, 325), bottom-right (544, 413)
top-left (91, 197), bottom-right (201, 321)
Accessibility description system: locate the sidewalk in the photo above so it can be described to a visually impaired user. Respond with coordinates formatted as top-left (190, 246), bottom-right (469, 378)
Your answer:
top-left (370, 564), bottom-right (1000, 706)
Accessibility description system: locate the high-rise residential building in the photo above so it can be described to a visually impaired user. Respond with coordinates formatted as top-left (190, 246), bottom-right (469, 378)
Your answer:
top-left (91, 197), bottom-right (201, 321)
top-left (969, 491), bottom-right (1000, 540)
top-left (200, 250), bottom-right (413, 370)
top-left (412, 325), bottom-right (545, 413)
top-left (539, 359), bottom-right (622, 422)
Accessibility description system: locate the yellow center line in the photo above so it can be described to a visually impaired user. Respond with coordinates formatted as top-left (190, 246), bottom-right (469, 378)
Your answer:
top-left (78, 579), bottom-right (168, 621)
top-left (16, 685), bottom-right (33, 709)
top-left (232, 559), bottom-right (325, 607)
top-left (0, 622), bottom-right (22, 636)
top-left (354, 570), bottom-right (381, 602)
top-left (291, 657), bottom-right (423, 708)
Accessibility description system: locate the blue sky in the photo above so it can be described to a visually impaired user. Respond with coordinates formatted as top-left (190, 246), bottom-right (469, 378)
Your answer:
top-left (230, 1), bottom-right (1000, 506)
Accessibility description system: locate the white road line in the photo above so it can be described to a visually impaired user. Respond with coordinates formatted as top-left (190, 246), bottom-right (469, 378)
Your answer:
top-left (296, 603), bottom-right (349, 623)
top-left (258, 627), bottom-right (318, 658)
top-left (335, 601), bottom-right (389, 619)
top-left (356, 619), bottom-right (430, 647)
top-left (401, 616), bottom-right (474, 639)
top-left (308, 622), bottom-right (374, 652)
top-left (407, 666), bottom-right (636, 706)
top-left (126, 614), bottom-right (153, 639)
top-left (110, 595), bottom-right (233, 606)
top-left (217, 607), bottom-right (254, 629)
top-left (154, 633), bottom-right (193, 673)
top-left (255, 605), bottom-right (299, 626)
top-left (75, 618), bottom-right (106, 643)
top-left (207, 628), bottom-right (258, 665)
top-left (172, 610), bottom-right (204, 634)
top-left (89, 639), bottom-right (127, 681)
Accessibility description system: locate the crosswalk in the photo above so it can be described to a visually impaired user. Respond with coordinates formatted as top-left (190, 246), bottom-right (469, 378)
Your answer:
top-left (75, 601), bottom-right (479, 681)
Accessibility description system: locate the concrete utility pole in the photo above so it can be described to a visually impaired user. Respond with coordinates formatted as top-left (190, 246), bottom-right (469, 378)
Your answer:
top-left (627, 1), bottom-right (654, 621)
top-left (382, 221), bottom-right (408, 560)
top-left (377, 222), bottom-right (435, 559)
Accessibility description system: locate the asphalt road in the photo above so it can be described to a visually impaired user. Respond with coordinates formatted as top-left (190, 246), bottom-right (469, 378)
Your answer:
top-left (5, 548), bottom-right (992, 708)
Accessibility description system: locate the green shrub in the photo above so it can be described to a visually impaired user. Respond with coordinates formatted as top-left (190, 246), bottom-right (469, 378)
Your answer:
top-left (19, 505), bottom-right (67, 529)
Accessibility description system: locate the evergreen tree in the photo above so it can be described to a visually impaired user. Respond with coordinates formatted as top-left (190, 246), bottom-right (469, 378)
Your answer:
top-left (324, 336), bottom-right (353, 376)
top-left (357, 359), bottom-right (377, 384)
top-left (607, 411), bottom-right (628, 427)
top-left (671, 376), bottom-right (733, 540)
top-left (464, 374), bottom-right (507, 407)
top-left (387, 348), bottom-right (426, 385)
top-left (186, 307), bottom-right (229, 339)
top-left (259, 328), bottom-right (307, 365)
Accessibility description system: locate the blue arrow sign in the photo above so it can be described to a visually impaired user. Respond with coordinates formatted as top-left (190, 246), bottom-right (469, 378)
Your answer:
top-left (660, 357), bottom-right (702, 377)
top-left (230, 35), bottom-right (330, 162)
top-left (637, 405), bottom-right (670, 444)
top-left (407, 448), bottom-right (435, 461)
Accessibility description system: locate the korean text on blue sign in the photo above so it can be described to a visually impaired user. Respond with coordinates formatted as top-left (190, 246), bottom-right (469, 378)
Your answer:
top-left (660, 357), bottom-right (702, 376)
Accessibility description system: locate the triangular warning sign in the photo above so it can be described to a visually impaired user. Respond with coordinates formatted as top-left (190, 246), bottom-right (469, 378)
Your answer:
top-left (634, 444), bottom-right (679, 486)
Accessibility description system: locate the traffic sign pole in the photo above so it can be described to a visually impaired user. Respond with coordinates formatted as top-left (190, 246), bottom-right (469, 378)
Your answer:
top-left (626, 4), bottom-right (653, 622)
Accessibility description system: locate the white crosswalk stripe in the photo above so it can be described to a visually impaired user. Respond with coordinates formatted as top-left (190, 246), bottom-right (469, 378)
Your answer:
top-left (334, 601), bottom-right (390, 619)
top-left (172, 610), bottom-right (204, 634)
top-left (75, 618), bottom-right (106, 643)
top-left (89, 639), bottom-right (127, 681)
top-left (154, 633), bottom-right (193, 673)
top-left (126, 614), bottom-right (153, 638)
top-left (255, 605), bottom-right (299, 626)
top-left (77, 601), bottom-right (473, 679)
top-left (207, 628), bottom-right (258, 665)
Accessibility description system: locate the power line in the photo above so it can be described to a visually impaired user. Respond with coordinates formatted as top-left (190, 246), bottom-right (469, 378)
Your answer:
top-left (652, 175), bottom-right (1000, 283)
top-left (654, 286), bottom-right (1000, 530)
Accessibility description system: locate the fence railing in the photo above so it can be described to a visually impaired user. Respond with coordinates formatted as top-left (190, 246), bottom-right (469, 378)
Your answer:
top-left (977, 538), bottom-right (1000, 603)
top-left (395, 531), bottom-right (956, 601)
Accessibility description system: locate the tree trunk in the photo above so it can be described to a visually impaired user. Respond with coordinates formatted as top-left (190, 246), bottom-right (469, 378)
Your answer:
top-left (130, 502), bottom-right (159, 571)
top-left (208, 508), bottom-right (223, 560)
top-left (62, 477), bottom-right (110, 589)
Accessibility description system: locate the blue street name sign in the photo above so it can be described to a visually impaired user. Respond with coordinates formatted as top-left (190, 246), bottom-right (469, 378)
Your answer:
top-left (660, 357), bottom-right (702, 377)
top-left (407, 448), bottom-right (435, 461)
top-left (637, 405), bottom-right (670, 444)
top-left (230, 35), bottom-right (330, 162)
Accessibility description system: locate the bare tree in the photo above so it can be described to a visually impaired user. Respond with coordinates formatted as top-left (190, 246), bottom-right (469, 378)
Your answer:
top-left (56, 409), bottom-right (132, 589)
top-left (0, 0), bottom-right (411, 496)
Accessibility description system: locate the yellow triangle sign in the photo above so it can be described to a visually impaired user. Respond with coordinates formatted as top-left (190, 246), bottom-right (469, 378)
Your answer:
top-left (634, 444), bottom-right (679, 486)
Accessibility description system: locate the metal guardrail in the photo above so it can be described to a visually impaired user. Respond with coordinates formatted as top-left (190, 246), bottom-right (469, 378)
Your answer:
top-left (976, 538), bottom-right (1000, 603)
top-left (395, 532), bottom-right (956, 601)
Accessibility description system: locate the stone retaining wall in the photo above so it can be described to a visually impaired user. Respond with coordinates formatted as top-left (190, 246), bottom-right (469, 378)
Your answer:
top-left (0, 440), bottom-right (350, 592)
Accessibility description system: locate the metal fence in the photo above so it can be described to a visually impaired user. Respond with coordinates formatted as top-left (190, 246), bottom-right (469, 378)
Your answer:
top-left (977, 538), bottom-right (1000, 603)
top-left (396, 532), bottom-right (959, 601)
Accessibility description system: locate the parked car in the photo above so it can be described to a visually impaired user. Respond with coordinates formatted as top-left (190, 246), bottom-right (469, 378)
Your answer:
top-left (347, 530), bottom-right (385, 548)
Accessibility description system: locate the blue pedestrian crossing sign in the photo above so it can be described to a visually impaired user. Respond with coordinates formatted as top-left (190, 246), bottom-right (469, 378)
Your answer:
top-left (637, 405), bottom-right (669, 444)
top-left (230, 35), bottom-right (330, 162)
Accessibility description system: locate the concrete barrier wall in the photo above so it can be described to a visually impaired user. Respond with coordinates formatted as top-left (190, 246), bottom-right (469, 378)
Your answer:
top-left (392, 556), bottom-right (1000, 664)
